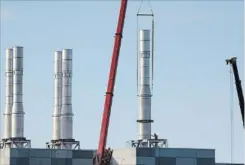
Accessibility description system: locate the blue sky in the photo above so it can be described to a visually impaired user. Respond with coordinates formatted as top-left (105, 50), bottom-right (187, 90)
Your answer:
top-left (0, 0), bottom-right (244, 163)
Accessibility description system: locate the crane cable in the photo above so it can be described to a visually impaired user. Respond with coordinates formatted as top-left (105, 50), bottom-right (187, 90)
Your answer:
top-left (136, 0), bottom-right (154, 95)
top-left (0, 0), bottom-right (2, 139)
top-left (229, 66), bottom-right (234, 164)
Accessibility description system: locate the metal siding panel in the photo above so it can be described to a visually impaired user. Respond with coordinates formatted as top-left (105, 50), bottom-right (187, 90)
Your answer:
top-left (113, 148), bottom-right (136, 157)
top-left (29, 149), bottom-right (51, 158)
top-left (10, 148), bottom-right (30, 158)
top-left (196, 150), bottom-right (215, 158)
top-left (155, 148), bottom-right (159, 157)
top-left (158, 148), bottom-right (197, 158)
top-left (197, 158), bottom-right (215, 165)
top-left (51, 158), bottom-right (72, 165)
top-left (137, 157), bottom-right (155, 165)
top-left (10, 157), bottom-right (29, 165)
top-left (51, 150), bottom-right (72, 158)
top-left (158, 148), bottom-right (178, 157)
top-left (177, 149), bottom-right (197, 158)
top-left (136, 148), bottom-right (155, 157)
top-left (0, 151), bottom-right (10, 165)
top-left (154, 157), bottom-right (159, 165)
top-left (29, 158), bottom-right (51, 165)
top-left (112, 149), bottom-right (137, 165)
top-left (112, 156), bottom-right (136, 165)
top-left (156, 157), bottom-right (176, 165)
top-left (1, 148), bottom-right (11, 158)
top-left (72, 150), bottom-right (94, 159)
top-left (176, 158), bottom-right (196, 165)
top-left (72, 159), bottom-right (93, 165)
top-left (216, 163), bottom-right (245, 165)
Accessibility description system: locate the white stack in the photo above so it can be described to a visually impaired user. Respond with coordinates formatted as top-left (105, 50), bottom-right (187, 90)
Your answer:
top-left (137, 30), bottom-right (153, 142)
top-left (51, 49), bottom-right (76, 150)
top-left (128, 29), bottom-right (168, 148)
top-left (11, 46), bottom-right (26, 147)
top-left (2, 46), bottom-right (30, 148)
top-left (3, 48), bottom-right (13, 144)
top-left (60, 49), bottom-right (74, 149)
top-left (52, 51), bottom-right (62, 148)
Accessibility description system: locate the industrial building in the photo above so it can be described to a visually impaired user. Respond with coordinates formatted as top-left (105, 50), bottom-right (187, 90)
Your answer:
top-left (0, 1), bottom-right (243, 165)
top-left (0, 147), bottom-right (244, 165)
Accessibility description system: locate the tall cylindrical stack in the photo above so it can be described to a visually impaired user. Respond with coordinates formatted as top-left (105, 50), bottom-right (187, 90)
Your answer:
top-left (137, 30), bottom-right (153, 141)
top-left (11, 46), bottom-right (25, 147)
top-left (48, 48), bottom-right (79, 149)
top-left (3, 48), bottom-right (13, 141)
top-left (52, 51), bottom-right (62, 147)
top-left (60, 49), bottom-right (74, 149)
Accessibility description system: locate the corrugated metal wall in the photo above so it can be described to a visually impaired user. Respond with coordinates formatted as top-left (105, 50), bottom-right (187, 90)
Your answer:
top-left (112, 148), bottom-right (137, 165)
top-left (136, 148), bottom-right (216, 165)
top-left (0, 148), bottom-right (95, 165)
top-left (216, 164), bottom-right (244, 165)
top-left (111, 148), bottom-right (239, 165)
top-left (0, 148), bottom-right (243, 165)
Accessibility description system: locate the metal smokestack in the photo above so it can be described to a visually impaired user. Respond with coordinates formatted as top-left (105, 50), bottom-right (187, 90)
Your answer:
top-left (3, 48), bottom-right (13, 141)
top-left (127, 17), bottom-right (168, 148)
top-left (47, 49), bottom-right (79, 149)
top-left (60, 49), bottom-right (73, 149)
top-left (11, 46), bottom-right (25, 147)
top-left (52, 51), bottom-right (62, 147)
top-left (137, 30), bottom-right (153, 141)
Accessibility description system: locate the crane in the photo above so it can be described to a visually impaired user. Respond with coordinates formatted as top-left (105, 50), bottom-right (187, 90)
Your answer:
top-left (226, 57), bottom-right (244, 127)
top-left (93, 1), bottom-right (128, 165)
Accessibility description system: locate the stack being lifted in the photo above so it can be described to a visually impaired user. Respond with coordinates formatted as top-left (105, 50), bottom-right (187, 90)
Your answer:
top-left (128, 2), bottom-right (167, 148)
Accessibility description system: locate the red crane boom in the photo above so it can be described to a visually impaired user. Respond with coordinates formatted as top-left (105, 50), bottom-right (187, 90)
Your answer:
top-left (93, 1), bottom-right (128, 165)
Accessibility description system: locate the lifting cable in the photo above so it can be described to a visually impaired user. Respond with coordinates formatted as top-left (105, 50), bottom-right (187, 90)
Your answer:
top-left (229, 66), bottom-right (234, 164)
top-left (136, 0), bottom-right (155, 95)
top-left (0, 0), bottom-right (2, 137)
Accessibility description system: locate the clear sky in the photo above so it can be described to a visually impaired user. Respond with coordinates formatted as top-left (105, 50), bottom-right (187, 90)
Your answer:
top-left (0, 0), bottom-right (244, 163)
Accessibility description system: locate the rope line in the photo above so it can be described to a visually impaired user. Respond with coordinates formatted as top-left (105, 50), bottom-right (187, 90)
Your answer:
top-left (229, 66), bottom-right (234, 164)
top-left (136, 0), bottom-right (155, 95)
top-left (151, 16), bottom-right (154, 94)
top-left (136, 13), bottom-right (139, 95)
top-left (0, 0), bottom-right (2, 138)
